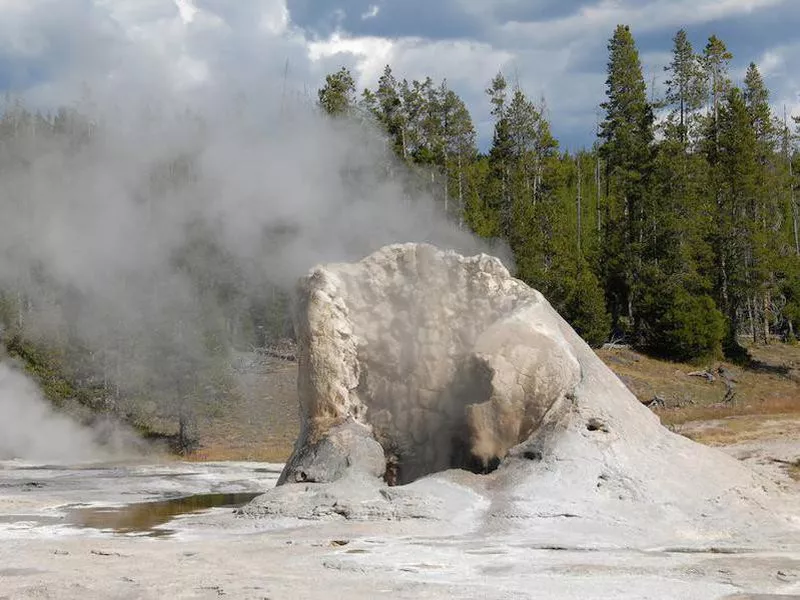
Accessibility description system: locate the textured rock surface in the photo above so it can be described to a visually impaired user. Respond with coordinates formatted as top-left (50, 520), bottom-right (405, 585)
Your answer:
top-left (279, 243), bottom-right (580, 485)
top-left (277, 421), bottom-right (385, 484)
top-left (249, 243), bottom-right (798, 551)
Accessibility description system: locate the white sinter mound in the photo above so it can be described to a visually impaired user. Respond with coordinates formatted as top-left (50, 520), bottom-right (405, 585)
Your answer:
top-left (243, 243), bottom-right (798, 549)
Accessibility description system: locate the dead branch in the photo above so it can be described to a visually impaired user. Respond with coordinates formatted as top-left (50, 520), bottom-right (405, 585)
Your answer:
top-left (602, 335), bottom-right (629, 350)
top-left (644, 393), bottom-right (666, 409)
top-left (688, 370), bottom-right (716, 383)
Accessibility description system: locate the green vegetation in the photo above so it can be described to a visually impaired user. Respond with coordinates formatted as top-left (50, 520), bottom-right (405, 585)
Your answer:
top-left (319, 26), bottom-right (800, 362)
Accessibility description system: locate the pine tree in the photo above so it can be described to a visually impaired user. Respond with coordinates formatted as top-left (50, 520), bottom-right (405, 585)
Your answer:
top-left (598, 25), bottom-right (654, 333)
top-left (780, 118), bottom-right (800, 339)
top-left (317, 67), bottom-right (357, 117)
top-left (663, 29), bottom-right (706, 146)
top-left (743, 63), bottom-right (780, 343)
top-left (701, 36), bottom-right (733, 136)
top-left (361, 70), bottom-right (477, 224)
top-left (636, 29), bottom-right (719, 358)
top-left (437, 82), bottom-right (477, 222)
top-left (486, 72), bottom-right (514, 236)
top-left (505, 88), bottom-right (557, 209)
top-left (744, 63), bottom-right (772, 145)
top-left (398, 77), bottom-right (434, 163)
top-left (362, 65), bottom-right (406, 158)
top-left (514, 152), bottom-right (611, 347)
top-left (711, 86), bottom-right (759, 354)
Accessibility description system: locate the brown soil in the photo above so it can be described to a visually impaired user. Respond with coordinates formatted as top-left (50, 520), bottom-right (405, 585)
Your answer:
top-left (597, 343), bottom-right (800, 430)
top-left (599, 342), bottom-right (800, 486)
top-left (190, 343), bottom-right (800, 464)
top-left (189, 355), bottom-right (299, 462)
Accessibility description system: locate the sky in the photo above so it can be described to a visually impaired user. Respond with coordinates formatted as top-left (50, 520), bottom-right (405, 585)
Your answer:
top-left (0, 0), bottom-right (798, 150)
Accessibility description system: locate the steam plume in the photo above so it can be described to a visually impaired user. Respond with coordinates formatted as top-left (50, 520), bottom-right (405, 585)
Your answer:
top-left (0, 1), bottom-right (504, 459)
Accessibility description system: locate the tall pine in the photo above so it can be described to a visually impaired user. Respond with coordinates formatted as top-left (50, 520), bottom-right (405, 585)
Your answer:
top-left (598, 25), bottom-right (654, 333)
top-left (317, 67), bottom-right (357, 117)
top-left (663, 29), bottom-right (707, 146)
top-left (711, 86), bottom-right (759, 355)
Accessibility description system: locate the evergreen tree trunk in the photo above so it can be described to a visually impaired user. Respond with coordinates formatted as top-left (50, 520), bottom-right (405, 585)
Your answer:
top-left (763, 293), bottom-right (770, 344)
top-left (577, 154), bottom-right (583, 257)
top-left (747, 294), bottom-right (756, 343)
top-left (443, 163), bottom-right (449, 215)
top-left (791, 148), bottom-right (800, 256)
top-left (595, 154), bottom-right (602, 233)
top-left (457, 154), bottom-right (464, 229)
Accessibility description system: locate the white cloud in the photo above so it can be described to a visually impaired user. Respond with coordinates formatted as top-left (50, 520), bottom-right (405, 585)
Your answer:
top-left (260, 0), bottom-right (290, 35)
top-left (759, 51), bottom-right (782, 78)
top-left (0, 0), bottom-right (797, 148)
top-left (495, 0), bottom-right (786, 48)
top-left (308, 33), bottom-right (394, 85)
top-left (174, 0), bottom-right (197, 24)
top-left (361, 4), bottom-right (380, 20)
top-left (388, 39), bottom-right (514, 113)
top-left (749, 42), bottom-right (800, 121)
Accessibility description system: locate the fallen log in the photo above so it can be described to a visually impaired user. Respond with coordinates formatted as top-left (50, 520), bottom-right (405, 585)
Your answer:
top-left (644, 394), bottom-right (666, 409)
top-left (688, 370), bottom-right (715, 383)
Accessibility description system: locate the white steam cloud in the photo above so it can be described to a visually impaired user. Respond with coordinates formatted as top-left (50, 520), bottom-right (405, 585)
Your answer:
top-left (0, 0), bottom-right (503, 460)
top-left (0, 363), bottom-right (102, 462)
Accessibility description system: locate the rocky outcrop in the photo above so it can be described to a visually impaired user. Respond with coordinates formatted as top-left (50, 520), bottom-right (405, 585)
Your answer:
top-left (278, 243), bottom-right (580, 486)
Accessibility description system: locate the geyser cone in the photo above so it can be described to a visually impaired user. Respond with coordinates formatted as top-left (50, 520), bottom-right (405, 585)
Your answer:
top-left (245, 244), bottom-right (797, 548)
top-left (281, 243), bottom-right (581, 486)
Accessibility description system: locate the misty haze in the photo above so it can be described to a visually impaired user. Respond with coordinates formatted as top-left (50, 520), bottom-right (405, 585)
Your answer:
top-left (0, 2), bottom-right (798, 599)
top-left (0, 87), bottom-right (495, 461)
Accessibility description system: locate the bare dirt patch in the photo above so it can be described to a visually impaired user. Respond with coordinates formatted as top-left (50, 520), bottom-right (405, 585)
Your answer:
top-left (598, 343), bottom-right (800, 429)
top-left (188, 355), bottom-right (299, 462)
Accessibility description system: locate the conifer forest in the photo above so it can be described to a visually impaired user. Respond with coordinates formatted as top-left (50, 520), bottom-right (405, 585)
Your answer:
top-left (319, 26), bottom-right (800, 361)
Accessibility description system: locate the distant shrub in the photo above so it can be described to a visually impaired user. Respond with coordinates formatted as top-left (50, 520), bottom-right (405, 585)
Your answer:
top-left (661, 291), bottom-right (726, 361)
top-left (637, 285), bottom-right (725, 362)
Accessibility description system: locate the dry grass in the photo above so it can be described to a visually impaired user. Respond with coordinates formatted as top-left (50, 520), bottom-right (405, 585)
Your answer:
top-left (598, 344), bottom-right (800, 420)
top-left (185, 440), bottom-right (294, 463)
top-left (657, 400), bottom-right (800, 427)
top-left (598, 342), bottom-right (800, 446)
top-left (181, 357), bottom-right (299, 463)
top-left (673, 414), bottom-right (797, 446)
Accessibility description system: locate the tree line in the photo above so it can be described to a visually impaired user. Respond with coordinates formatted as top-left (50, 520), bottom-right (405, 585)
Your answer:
top-left (0, 22), bottom-right (798, 438)
top-left (318, 25), bottom-right (800, 362)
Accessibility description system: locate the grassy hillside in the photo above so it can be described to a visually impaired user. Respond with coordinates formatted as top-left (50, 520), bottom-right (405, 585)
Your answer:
top-left (598, 343), bottom-right (800, 448)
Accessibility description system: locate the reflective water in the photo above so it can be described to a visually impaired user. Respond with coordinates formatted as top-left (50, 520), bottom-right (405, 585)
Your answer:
top-left (69, 492), bottom-right (261, 537)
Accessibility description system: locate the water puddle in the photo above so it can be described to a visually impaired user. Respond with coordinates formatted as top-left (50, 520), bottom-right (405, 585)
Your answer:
top-left (68, 492), bottom-right (261, 537)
